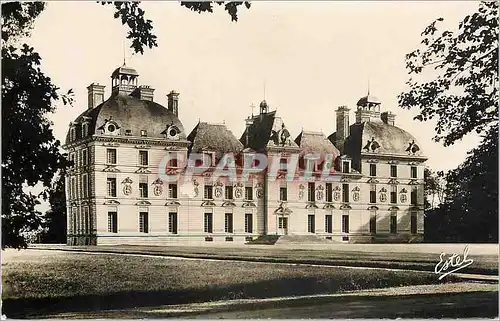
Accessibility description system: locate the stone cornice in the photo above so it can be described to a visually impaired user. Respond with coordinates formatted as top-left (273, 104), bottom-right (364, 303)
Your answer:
top-left (360, 152), bottom-right (427, 162)
top-left (63, 135), bottom-right (191, 150)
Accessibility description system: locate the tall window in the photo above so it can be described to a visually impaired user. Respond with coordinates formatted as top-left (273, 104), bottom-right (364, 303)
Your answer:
top-left (225, 185), bottom-right (234, 200)
top-left (107, 148), bottom-right (117, 164)
top-left (139, 212), bottom-right (148, 233)
top-left (108, 212), bottom-right (117, 233)
top-left (139, 182), bottom-right (148, 198)
top-left (245, 214), bottom-right (253, 233)
top-left (411, 211), bottom-right (417, 234)
top-left (411, 187), bottom-right (417, 205)
top-left (82, 174), bottom-right (88, 198)
top-left (306, 158), bottom-right (315, 172)
top-left (107, 178), bottom-right (116, 197)
top-left (308, 182), bottom-right (315, 202)
top-left (204, 185), bottom-right (213, 199)
top-left (83, 207), bottom-right (89, 234)
top-left (245, 186), bottom-right (253, 200)
top-left (390, 165), bottom-right (397, 178)
top-left (168, 184), bottom-right (178, 199)
top-left (342, 161), bottom-right (350, 173)
top-left (225, 213), bottom-right (233, 233)
top-left (82, 149), bottom-right (88, 166)
top-left (71, 177), bottom-right (76, 199)
top-left (308, 215), bottom-right (315, 233)
top-left (82, 123), bottom-right (88, 137)
top-left (390, 211), bottom-right (397, 234)
top-left (391, 185), bottom-right (397, 204)
top-left (411, 166), bottom-right (417, 178)
top-left (169, 212), bottom-right (178, 234)
top-left (325, 214), bottom-right (333, 233)
top-left (204, 213), bottom-right (213, 233)
top-left (69, 153), bottom-right (75, 168)
top-left (139, 150), bottom-right (148, 166)
top-left (342, 214), bottom-right (349, 233)
top-left (369, 164), bottom-right (377, 177)
top-left (369, 210), bottom-right (377, 234)
top-left (370, 184), bottom-right (376, 203)
top-left (280, 186), bottom-right (288, 201)
top-left (279, 158), bottom-right (288, 171)
top-left (342, 184), bottom-right (349, 202)
top-left (326, 183), bottom-right (333, 202)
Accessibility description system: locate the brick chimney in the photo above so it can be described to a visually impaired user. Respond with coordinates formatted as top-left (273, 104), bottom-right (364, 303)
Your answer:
top-left (381, 111), bottom-right (395, 126)
top-left (335, 105), bottom-right (350, 150)
top-left (132, 85), bottom-right (155, 101)
top-left (167, 90), bottom-right (179, 117)
top-left (87, 83), bottom-right (105, 109)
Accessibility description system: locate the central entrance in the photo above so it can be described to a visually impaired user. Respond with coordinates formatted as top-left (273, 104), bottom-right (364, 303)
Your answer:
top-left (278, 216), bottom-right (288, 235)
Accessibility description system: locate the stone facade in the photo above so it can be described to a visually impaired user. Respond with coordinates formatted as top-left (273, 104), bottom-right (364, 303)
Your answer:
top-left (63, 64), bottom-right (426, 245)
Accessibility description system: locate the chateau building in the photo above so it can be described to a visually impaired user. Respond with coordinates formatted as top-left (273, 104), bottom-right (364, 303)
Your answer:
top-left (63, 64), bottom-right (427, 245)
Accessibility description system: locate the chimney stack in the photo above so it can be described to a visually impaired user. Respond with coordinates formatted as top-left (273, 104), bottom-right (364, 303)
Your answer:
top-left (335, 105), bottom-right (350, 151)
top-left (381, 111), bottom-right (395, 126)
top-left (87, 83), bottom-right (105, 109)
top-left (167, 90), bottom-right (179, 117)
top-left (132, 85), bottom-right (155, 101)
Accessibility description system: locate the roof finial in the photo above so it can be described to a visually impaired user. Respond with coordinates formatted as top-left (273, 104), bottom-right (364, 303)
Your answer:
top-left (367, 76), bottom-right (370, 95)
top-left (122, 37), bottom-right (126, 66)
top-left (250, 103), bottom-right (255, 116)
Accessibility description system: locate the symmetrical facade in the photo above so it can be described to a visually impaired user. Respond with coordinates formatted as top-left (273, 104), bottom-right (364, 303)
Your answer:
top-left (63, 65), bottom-right (427, 245)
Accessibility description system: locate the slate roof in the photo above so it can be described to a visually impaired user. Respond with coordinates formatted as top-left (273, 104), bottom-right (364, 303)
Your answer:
top-left (188, 122), bottom-right (243, 159)
top-left (65, 92), bottom-right (186, 144)
top-left (294, 130), bottom-right (340, 158)
top-left (240, 111), bottom-right (299, 151)
top-left (329, 121), bottom-right (424, 158)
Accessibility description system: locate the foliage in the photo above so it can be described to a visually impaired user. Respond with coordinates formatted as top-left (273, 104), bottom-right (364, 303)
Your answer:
top-left (181, 1), bottom-right (251, 22)
top-left (399, 1), bottom-right (498, 147)
top-left (423, 167), bottom-right (445, 210)
top-left (40, 172), bottom-right (67, 243)
top-left (1, 1), bottom-right (250, 248)
top-left (425, 127), bottom-right (498, 242)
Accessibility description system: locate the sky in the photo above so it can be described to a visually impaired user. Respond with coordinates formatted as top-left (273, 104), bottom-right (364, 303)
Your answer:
top-left (27, 1), bottom-right (482, 175)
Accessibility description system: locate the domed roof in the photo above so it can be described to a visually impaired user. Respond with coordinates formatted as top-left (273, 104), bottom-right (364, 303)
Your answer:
top-left (357, 94), bottom-right (381, 106)
top-left (111, 64), bottom-right (139, 78)
top-left (65, 93), bottom-right (187, 144)
top-left (335, 121), bottom-right (425, 157)
top-left (260, 100), bottom-right (268, 108)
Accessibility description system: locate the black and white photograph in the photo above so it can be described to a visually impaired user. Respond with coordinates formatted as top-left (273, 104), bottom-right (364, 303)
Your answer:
top-left (1, 0), bottom-right (498, 319)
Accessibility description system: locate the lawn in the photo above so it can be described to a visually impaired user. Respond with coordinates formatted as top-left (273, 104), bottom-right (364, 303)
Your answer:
top-left (2, 249), bottom-right (460, 318)
top-left (37, 243), bottom-right (499, 275)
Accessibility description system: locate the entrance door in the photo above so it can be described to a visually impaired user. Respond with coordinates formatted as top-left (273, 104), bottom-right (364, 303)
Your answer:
top-left (278, 217), bottom-right (288, 235)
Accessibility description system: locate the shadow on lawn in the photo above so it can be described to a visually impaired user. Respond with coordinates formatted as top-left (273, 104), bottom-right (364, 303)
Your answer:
top-left (3, 274), bottom-right (446, 318)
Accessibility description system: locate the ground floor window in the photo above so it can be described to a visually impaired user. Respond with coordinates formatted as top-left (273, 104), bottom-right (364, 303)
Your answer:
top-left (342, 214), bottom-right (349, 233)
top-left (325, 214), bottom-right (333, 233)
top-left (225, 213), bottom-right (233, 233)
top-left (139, 212), bottom-right (149, 233)
top-left (108, 212), bottom-right (117, 233)
top-left (168, 212), bottom-right (178, 234)
top-left (204, 213), bottom-right (213, 233)
top-left (390, 212), bottom-right (397, 234)
top-left (278, 217), bottom-right (288, 229)
top-left (245, 213), bottom-right (253, 233)
top-left (410, 211), bottom-right (417, 234)
top-left (369, 210), bottom-right (377, 234)
top-left (307, 215), bottom-right (315, 233)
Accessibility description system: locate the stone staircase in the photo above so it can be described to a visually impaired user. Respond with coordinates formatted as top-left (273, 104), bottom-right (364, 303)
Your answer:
top-left (275, 235), bottom-right (335, 244)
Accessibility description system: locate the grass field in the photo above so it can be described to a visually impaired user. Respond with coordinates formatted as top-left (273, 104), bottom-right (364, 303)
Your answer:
top-left (36, 243), bottom-right (499, 275)
top-left (2, 249), bottom-right (463, 318)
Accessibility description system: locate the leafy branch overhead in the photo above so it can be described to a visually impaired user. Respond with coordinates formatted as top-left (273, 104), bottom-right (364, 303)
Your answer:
top-left (399, 1), bottom-right (498, 146)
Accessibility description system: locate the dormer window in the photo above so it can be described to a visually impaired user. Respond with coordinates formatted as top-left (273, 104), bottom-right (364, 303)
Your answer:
top-left (107, 124), bottom-right (116, 133)
top-left (306, 159), bottom-right (316, 172)
top-left (70, 127), bottom-right (76, 142)
top-left (125, 130), bottom-right (132, 136)
top-left (279, 158), bottom-right (288, 171)
top-left (141, 130), bottom-right (147, 137)
top-left (82, 123), bottom-right (89, 137)
top-left (342, 161), bottom-right (350, 173)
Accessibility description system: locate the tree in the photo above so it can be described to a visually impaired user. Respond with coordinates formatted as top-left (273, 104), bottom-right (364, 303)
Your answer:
top-left (401, 1), bottom-right (499, 242)
top-left (40, 171), bottom-right (67, 244)
top-left (399, 1), bottom-right (498, 147)
top-left (1, 1), bottom-right (250, 249)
